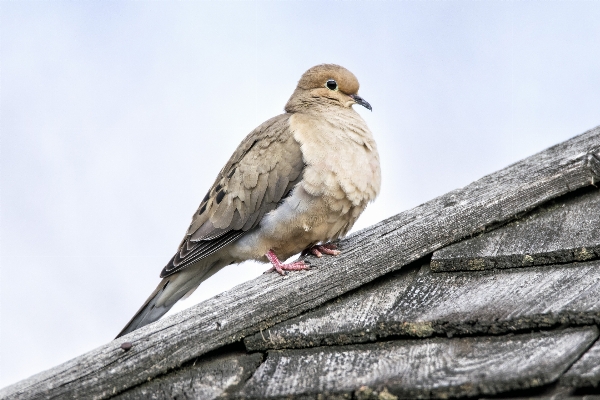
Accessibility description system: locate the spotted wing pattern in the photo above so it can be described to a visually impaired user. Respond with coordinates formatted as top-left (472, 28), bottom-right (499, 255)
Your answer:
top-left (160, 114), bottom-right (304, 278)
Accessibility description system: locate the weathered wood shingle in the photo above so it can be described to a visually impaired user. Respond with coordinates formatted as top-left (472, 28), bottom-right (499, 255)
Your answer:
top-left (431, 187), bottom-right (600, 272)
top-left (246, 259), bottom-right (600, 351)
top-left (384, 260), bottom-right (600, 338)
top-left (561, 339), bottom-right (600, 389)
top-left (239, 327), bottom-right (598, 399)
top-left (244, 262), bottom-right (421, 351)
top-left (112, 352), bottom-right (262, 400)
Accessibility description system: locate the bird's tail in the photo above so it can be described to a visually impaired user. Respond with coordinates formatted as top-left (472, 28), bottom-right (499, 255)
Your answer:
top-left (116, 258), bottom-right (227, 338)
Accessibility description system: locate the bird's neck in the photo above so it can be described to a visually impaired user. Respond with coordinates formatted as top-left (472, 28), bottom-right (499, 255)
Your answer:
top-left (288, 106), bottom-right (376, 152)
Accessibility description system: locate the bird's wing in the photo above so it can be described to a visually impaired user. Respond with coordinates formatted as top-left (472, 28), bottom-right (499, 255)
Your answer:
top-left (160, 114), bottom-right (304, 277)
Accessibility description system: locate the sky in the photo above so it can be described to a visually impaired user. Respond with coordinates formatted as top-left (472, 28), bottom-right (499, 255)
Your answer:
top-left (1, 0), bottom-right (599, 388)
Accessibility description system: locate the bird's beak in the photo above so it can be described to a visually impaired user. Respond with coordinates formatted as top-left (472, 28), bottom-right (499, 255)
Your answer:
top-left (350, 94), bottom-right (372, 111)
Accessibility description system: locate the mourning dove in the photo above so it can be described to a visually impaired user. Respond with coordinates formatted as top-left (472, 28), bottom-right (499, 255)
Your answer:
top-left (116, 64), bottom-right (381, 338)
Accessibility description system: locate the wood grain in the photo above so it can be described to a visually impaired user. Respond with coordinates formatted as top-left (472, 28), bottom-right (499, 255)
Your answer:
top-left (431, 187), bottom-right (600, 272)
top-left (246, 259), bottom-right (600, 351)
top-left (111, 352), bottom-right (262, 400)
top-left (244, 262), bottom-right (421, 351)
top-left (2, 127), bottom-right (598, 400)
top-left (238, 327), bottom-right (598, 399)
top-left (385, 260), bottom-right (600, 338)
top-left (561, 339), bottom-right (600, 389)
top-left (244, 264), bottom-right (421, 351)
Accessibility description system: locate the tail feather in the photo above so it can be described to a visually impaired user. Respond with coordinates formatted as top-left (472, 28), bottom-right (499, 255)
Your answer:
top-left (115, 258), bottom-right (227, 338)
top-left (116, 278), bottom-right (172, 338)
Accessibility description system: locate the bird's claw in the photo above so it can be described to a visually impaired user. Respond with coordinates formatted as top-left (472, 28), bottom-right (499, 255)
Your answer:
top-left (264, 261), bottom-right (310, 275)
top-left (265, 249), bottom-right (310, 275)
top-left (305, 243), bottom-right (341, 258)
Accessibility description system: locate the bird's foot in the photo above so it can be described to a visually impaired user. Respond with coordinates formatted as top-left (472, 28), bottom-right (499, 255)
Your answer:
top-left (264, 249), bottom-right (310, 276)
top-left (304, 243), bottom-right (341, 258)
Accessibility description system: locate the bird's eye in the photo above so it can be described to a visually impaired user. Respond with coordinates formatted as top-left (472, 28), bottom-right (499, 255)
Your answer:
top-left (326, 79), bottom-right (338, 91)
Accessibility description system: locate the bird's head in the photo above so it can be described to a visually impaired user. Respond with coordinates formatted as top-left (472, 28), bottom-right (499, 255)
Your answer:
top-left (285, 64), bottom-right (372, 113)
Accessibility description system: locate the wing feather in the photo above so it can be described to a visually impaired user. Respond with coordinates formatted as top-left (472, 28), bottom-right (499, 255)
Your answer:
top-left (160, 114), bottom-right (304, 278)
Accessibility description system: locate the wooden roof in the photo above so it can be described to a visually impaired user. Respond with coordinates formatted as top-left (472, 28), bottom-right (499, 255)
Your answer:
top-left (2, 126), bottom-right (599, 400)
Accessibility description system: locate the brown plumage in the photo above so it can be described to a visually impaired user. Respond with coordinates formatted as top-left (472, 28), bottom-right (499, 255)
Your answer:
top-left (116, 64), bottom-right (381, 338)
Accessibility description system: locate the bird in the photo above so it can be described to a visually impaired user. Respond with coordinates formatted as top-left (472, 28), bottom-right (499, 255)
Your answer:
top-left (116, 64), bottom-right (381, 338)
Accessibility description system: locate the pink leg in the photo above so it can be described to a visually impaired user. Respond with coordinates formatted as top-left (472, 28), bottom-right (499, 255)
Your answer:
top-left (264, 250), bottom-right (310, 275)
top-left (307, 243), bottom-right (341, 258)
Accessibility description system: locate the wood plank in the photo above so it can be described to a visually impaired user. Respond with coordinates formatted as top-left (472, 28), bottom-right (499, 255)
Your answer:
top-left (111, 352), bottom-right (262, 400)
top-left (238, 327), bottom-right (598, 399)
top-left (244, 263), bottom-right (421, 351)
top-left (245, 259), bottom-right (600, 351)
top-left (2, 127), bottom-right (598, 400)
top-left (384, 260), bottom-right (600, 338)
top-left (431, 187), bottom-right (600, 272)
top-left (561, 340), bottom-right (600, 389)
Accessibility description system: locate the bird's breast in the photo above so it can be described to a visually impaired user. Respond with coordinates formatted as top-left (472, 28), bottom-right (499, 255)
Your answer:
top-left (289, 111), bottom-right (381, 207)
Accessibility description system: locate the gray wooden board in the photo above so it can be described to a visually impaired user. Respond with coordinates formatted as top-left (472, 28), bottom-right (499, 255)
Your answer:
top-left (431, 187), bottom-right (600, 272)
top-left (113, 352), bottom-right (263, 400)
top-left (237, 327), bottom-right (599, 399)
top-left (111, 352), bottom-right (262, 400)
top-left (384, 260), bottom-right (600, 338)
top-left (1, 128), bottom-right (598, 400)
top-left (246, 260), bottom-right (600, 351)
top-left (244, 263), bottom-right (421, 351)
top-left (562, 339), bottom-right (600, 389)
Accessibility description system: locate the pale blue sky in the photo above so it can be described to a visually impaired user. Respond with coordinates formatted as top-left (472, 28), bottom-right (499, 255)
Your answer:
top-left (1, 0), bottom-right (599, 388)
